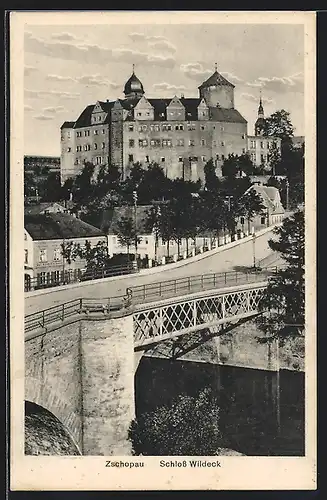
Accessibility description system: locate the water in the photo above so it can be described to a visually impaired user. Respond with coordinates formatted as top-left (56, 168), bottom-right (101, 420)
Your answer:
top-left (135, 357), bottom-right (304, 456)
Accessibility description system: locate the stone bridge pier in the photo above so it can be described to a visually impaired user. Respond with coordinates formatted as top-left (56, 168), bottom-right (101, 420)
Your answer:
top-left (25, 314), bottom-right (136, 456)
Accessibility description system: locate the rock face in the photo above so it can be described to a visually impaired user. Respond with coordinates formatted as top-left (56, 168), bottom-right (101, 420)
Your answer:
top-left (25, 401), bottom-right (81, 456)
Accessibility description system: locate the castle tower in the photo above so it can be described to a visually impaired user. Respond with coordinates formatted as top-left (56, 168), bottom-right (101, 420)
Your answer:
top-left (198, 63), bottom-right (235, 109)
top-left (123, 66), bottom-right (145, 100)
top-left (255, 92), bottom-right (266, 136)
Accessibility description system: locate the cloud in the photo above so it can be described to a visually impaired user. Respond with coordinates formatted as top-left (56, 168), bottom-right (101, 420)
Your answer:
top-left (25, 31), bottom-right (176, 68)
top-left (24, 104), bottom-right (33, 111)
top-left (153, 82), bottom-right (186, 93)
top-left (241, 92), bottom-right (274, 105)
top-left (33, 114), bottom-right (56, 121)
top-left (148, 39), bottom-right (176, 54)
top-left (246, 72), bottom-right (304, 93)
top-left (128, 32), bottom-right (167, 43)
top-left (112, 47), bottom-right (175, 68)
top-left (181, 63), bottom-right (243, 85)
top-left (24, 65), bottom-right (37, 77)
top-left (180, 62), bottom-right (212, 81)
top-left (43, 106), bottom-right (66, 114)
top-left (25, 88), bottom-right (80, 100)
top-left (51, 32), bottom-right (80, 42)
top-left (46, 73), bottom-right (120, 88)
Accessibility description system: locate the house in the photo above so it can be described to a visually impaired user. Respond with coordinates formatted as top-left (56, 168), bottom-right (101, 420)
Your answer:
top-left (24, 213), bottom-right (106, 289)
top-left (237, 184), bottom-right (285, 233)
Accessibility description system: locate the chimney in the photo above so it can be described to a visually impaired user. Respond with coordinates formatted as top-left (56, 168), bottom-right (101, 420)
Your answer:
top-left (181, 93), bottom-right (184, 98)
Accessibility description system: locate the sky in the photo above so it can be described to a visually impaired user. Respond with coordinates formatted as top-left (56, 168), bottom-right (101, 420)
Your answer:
top-left (24, 22), bottom-right (305, 156)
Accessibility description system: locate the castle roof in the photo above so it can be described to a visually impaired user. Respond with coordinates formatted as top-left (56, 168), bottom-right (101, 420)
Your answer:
top-left (198, 70), bottom-right (235, 89)
top-left (124, 72), bottom-right (144, 96)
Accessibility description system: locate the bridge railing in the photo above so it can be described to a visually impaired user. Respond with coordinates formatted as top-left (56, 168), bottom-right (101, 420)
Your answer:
top-left (25, 266), bottom-right (281, 333)
top-left (126, 266), bottom-right (280, 305)
top-left (24, 263), bottom-right (138, 292)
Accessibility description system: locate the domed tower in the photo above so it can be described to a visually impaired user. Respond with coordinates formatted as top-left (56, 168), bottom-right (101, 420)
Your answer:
top-left (123, 66), bottom-right (145, 100)
top-left (255, 93), bottom-right (266, 136)
top-left (198, 63), bottom-right (235, 109)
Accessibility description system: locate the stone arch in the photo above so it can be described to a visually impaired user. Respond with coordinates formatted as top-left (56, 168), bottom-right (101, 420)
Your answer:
top-left (25, 376), bottom-right (82, 453)
top-left (25, 401), bottom-right (82, 455)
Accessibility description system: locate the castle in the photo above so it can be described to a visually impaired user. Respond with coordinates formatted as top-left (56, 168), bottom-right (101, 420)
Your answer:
top-left (60, 65), bottom-right (281, 184)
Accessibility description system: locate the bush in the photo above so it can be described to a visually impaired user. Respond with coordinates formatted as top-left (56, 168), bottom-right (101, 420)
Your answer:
top-left (128, 388), bottom-right (224, 456)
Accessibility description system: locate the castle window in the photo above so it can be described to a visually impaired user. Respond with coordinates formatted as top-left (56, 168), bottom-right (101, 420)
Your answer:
top-left (187, 123), bottom-right (196, 131)
top-left (201, 139), bottom-right (206, 146)
top-left (146, 155), bottom-right (150, 163)
top-left (202, 112), bottom-right (206, 116)
top-left (161, 157), bottom-right (165, 162)
top-left (139, 139), bottom-right (148, 147)
top-left (128, 124), bottom-right (134, 132)
top-left (251, 140), bottom-right (256, 148)
top-left (261, 141), bottom-right (264, 148)
top-left (221, 141), bottom-right (225, 147)
top-left (178, 157), bottom-right (183, 162)
top-left (137, 112), bottom-right (142, 117)
top-left (242, 134), bottom-right (245, 139)
top-left (102, 142), bottom-right (105, 149)
top-left (221, 126), bottom-right (224, 131)
top-left (24, 249), bottom-right (28, 264)
top-left (251, 153), bottom-right (256, 162)
top-left (216, 154), bottom-right (220, 161)
top-left (129, 154), bottom-right (134, 162)
top-left (177, 139), bottom-right (184, 146)
top-left (200, 125), bottom-right (206, 130)
top-left (102, 129), bottom-right (106, 134)
top-left (189, 139), bottom-right (195, 146)
top-left (129, 139), bottom-right (135, 148)
top-left (240, 217), bottom-right (245, 225)
top-left (213, 140), bottom-right (217, 147)
top-left (242, 148), bottom-right (246, 154)
top-left (261, 154), bottom-right (265, 163)
top-left (67, 147), bottom-right (71, 152)
top-left (84, 130), bottom-right (90, 137)
top-left (221, 154), bottom-right (225, 160)
top-left (95, 156), bottom-right (103, 165)
top-left (202, 155), bottom-right (207, 162)
top-left (98, 115), bottom-right (102, 121)
top-left (76, 131), bottom-right (82, 137)
top-left (94, 130), bottom-right (98, 135)
top-left (94, 143), bottom-right (98, 150)
top-left (261, 217), bottom-right (266, 225)
top-left (175, 124), bottom-right (184, 131)
top-left (150, 139), bottom-right (161, 147)
top-left (162, 139), bottom-right (172, 147)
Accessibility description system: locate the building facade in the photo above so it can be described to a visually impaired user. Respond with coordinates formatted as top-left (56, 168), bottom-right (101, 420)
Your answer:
top-left (247, 96), bottom-right (282, 169)
top-left (60, 65), bottom-right (248, 185)
top-left (24, 213), bottom-right (107, 289)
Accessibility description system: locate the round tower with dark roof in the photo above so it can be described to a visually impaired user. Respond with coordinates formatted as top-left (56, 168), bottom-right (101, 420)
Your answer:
top-left (123, 66), bottom-right (145, 100)
top-left (198, 63), bottom-right (235, 109)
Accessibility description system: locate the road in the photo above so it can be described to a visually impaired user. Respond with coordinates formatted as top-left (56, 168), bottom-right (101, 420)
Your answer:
top-left (25, 228), bottom-right (283, 315)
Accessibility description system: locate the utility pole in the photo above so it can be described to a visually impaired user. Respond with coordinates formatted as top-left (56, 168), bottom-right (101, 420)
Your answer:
top-left (285, 178), bottom-right (289, 212)
top-left (133, 190), bottom-right (138, 262)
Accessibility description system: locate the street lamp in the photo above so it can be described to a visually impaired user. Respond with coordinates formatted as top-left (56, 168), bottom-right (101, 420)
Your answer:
top-left (133, 190), bottom-right (138, 262)
top-left (252, 231), bottom-right (256, 269)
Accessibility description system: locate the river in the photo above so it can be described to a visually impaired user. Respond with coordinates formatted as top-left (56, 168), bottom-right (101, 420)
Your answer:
top-left (135, 357), bottom-right (304, 456)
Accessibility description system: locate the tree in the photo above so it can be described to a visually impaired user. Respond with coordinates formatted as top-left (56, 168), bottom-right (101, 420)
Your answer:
top-left (204, 159), bottom-right (221, 191)
top-left (238, 189), bottom-right (266, 233)
top-left (256, 210), bottom-right (305, 342)
top-left (114, 215), bottom-right (140, 259)
top-left (264, 109), bottom-right (294, 148)
top-left (128, 388), bottom-right (224, 456)
top-left (61, 239), bottom-right (111, 273)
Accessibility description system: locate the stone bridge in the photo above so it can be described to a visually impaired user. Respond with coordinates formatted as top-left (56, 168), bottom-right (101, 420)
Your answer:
top-left (24, 270), bottom-right (272, 455)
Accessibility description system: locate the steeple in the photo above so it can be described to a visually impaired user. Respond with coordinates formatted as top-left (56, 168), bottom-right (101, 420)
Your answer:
top-left (255, 90), bottom-right (266, 136)
top-left (258, 90), bottom-right (264, 118)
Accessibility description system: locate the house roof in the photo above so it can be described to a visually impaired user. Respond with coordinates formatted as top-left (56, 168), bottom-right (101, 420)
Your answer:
top-left (198, 70), bottom-right (235, 89)
top-left (102, 205), bottom-right (154, 234)
top-left (24, 202), bottom-right (67, 216)
top-left (60, 121), bottom-right (75, 129)
top-left (24, 213), bottom-right (106, 241)
top-left (247, 185), bottom-right (285, 215)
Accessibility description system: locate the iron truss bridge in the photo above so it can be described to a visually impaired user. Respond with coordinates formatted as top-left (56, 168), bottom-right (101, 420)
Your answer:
top-left (132, 282), bottom-right (266, 358)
